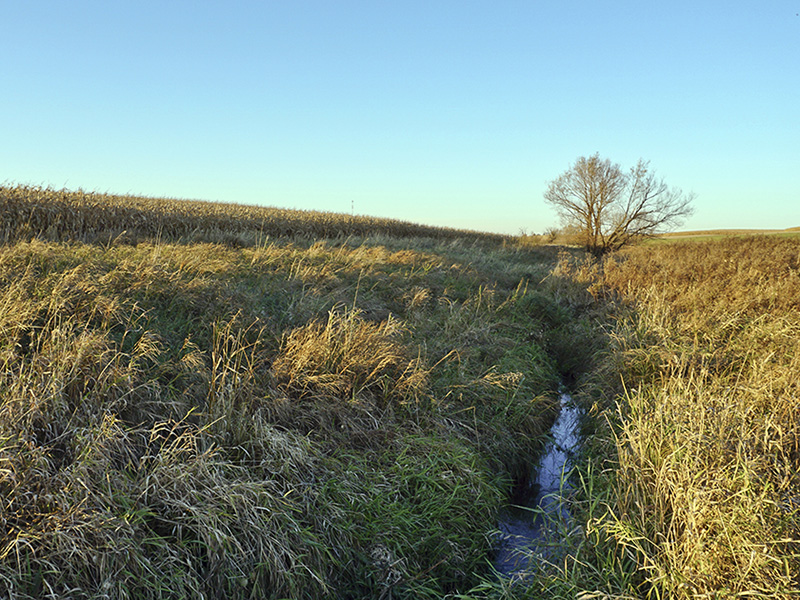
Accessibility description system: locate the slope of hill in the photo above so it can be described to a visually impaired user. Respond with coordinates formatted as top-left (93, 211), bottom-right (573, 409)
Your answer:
top-left (0, 184), bottom-right (593, 598)
top-left (0, 184), bottom-right (509, 246)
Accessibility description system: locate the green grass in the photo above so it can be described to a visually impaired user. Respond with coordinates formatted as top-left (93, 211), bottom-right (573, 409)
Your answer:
top-left (0, 201), bottom-right (580, 599)
top-left (453, 239), bottom-right (800, 600)
top-left (6, 184), bottom-right (796, 598)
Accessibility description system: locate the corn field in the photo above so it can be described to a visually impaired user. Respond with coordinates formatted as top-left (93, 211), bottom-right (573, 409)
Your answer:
top-left (0, 184), bottom-right (509, 245)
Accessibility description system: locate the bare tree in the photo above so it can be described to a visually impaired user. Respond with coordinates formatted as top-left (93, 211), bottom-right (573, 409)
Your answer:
top-left (544, 154), bottom-right (695, 256)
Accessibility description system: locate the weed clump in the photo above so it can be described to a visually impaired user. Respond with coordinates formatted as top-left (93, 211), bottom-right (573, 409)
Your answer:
top-left (273, 307), bottom-right (426, 405)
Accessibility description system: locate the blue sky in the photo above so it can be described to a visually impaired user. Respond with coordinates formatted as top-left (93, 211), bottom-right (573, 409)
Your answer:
top-left (2, 1), bottom-right (798, 234)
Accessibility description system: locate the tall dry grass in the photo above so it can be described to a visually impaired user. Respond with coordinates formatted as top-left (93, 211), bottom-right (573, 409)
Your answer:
top-left (0, 219), bottom-right (566, 598)
top-left (572, 237), bottom-right (800, 598)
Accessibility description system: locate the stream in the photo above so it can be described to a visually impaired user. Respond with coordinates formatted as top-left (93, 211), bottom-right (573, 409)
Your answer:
top-left (493, 391), bottom-right (582, 577)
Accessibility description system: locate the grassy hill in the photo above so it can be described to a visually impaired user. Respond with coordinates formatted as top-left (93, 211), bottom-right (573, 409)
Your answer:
top-left (1, 184), bottom-right (798, 599)
top-left (0, 185), bottom-right (593, 599)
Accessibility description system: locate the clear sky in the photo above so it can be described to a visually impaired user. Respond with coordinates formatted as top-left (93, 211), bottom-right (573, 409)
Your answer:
top-left (2, 1), bottom-right (798, 234)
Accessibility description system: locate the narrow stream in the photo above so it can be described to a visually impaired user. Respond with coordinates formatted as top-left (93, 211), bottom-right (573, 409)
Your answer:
top-left (493, 391), bottom-right (582, 577)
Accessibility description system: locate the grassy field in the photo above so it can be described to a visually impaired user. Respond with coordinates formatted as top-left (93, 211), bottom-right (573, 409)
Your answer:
top-left (0, 185), bottom-right (602, 599)
top-left (2, 185), bottom-right (798, 599)
top-left (653, 227), bottom-right (800, 243)
top-left (522, 236), bottom-right (800, 599)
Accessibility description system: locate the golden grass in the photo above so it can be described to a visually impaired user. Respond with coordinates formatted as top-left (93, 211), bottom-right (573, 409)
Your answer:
top-left (272, 307), bottom-right (427, 403)
top-left (575, 236), bottom-right (800, 598)
top-left (659, 229), bottom-right (786, 237)
top-left (654, 229), bottom-right (800, 244)
top-left (0, 208), bottom-right (565, 598)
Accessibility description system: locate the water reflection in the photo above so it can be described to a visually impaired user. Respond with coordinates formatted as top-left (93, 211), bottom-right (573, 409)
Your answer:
top-left (493, 392), bottom-right (582, 577)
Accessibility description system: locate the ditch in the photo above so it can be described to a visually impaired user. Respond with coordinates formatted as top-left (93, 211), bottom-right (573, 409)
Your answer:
top-left (493, 391), bottom-right (583, 578)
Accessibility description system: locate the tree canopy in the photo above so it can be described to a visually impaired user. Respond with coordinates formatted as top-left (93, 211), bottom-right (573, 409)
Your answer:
top-left (544, 154), bottom-right (695, 256)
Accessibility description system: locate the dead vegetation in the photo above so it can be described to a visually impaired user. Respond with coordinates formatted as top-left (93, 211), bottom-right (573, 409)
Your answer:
top-left (569, 236), bottom-right (800, 599)
top-left (0, 190), bottom-right (568, 599)
top-left (0, 184), bottom-right (509, 246)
